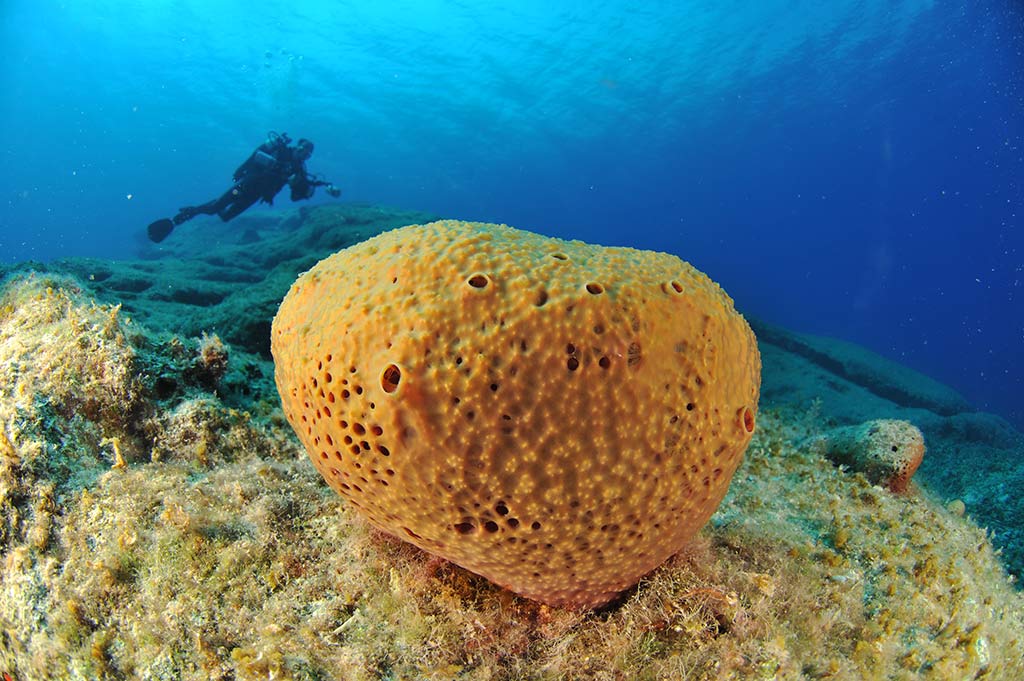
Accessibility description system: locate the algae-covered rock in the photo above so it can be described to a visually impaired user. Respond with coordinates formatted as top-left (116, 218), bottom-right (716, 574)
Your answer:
top-left (0, 272), bottom-right (144, 440)
top-left (1, 211), bottom-right (1023, 680)
top-left (0, 272), bottom-right (146, 557)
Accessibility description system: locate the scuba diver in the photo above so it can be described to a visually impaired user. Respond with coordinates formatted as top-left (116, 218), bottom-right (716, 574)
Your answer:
top-left (147, 131), bottom-right (341, 243)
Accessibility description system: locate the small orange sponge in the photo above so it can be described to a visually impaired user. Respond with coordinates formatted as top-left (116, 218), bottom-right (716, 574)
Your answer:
top-left (812, 419), bottom-right (925, 494)
top-left (271, 221), bottom-right (761, 607)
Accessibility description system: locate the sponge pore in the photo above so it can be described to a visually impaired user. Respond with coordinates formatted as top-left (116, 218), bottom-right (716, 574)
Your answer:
top-left (271, 221), bottom-right (761, 607)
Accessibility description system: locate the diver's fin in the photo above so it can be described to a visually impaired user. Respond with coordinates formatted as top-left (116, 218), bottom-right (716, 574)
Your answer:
top-left (147, 218), bottom-right (175, 243)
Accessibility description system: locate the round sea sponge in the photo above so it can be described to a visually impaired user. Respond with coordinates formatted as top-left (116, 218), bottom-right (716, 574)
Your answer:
top-left (271, 221), bottom-right (761, 608)
top-left (812, 419), bottom-right (925, 493)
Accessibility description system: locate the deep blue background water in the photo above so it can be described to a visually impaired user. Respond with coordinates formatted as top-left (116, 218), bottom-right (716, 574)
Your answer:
top-left (2, 1), bottom-right (1022, 429)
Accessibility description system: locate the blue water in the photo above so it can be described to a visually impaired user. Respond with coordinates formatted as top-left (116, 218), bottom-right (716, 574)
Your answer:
top-left (2, 1), bottom-right (1022, 429)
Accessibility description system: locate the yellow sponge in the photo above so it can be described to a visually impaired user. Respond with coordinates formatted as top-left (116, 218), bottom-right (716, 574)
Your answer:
top-left (271, 221), bottom-right (761, 607)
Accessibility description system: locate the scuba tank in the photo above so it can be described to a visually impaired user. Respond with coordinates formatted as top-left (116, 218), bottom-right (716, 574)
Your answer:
top-left (255, 131), bottom-right (291, 168)
top-left (250, 149), bottom-right (276, 169)
top-left (234, 131), bottom-right (291, 181)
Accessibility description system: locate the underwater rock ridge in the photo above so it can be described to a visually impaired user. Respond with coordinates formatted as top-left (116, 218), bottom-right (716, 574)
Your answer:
top-left (750, 319), bottom-right (972, 417)
top-left (271, 220), bottom-right (762, 607)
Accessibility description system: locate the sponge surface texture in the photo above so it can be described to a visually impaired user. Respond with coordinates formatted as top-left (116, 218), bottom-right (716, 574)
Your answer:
top-left (272, 220), bottom-right (761, 607)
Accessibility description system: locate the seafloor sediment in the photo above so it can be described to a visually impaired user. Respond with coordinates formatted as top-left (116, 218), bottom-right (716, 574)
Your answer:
top-left (1, 204), bottom-right (1021, 680)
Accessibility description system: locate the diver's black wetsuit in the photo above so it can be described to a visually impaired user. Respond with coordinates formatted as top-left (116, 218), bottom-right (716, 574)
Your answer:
top-left (173, 133), bottom-right (335, 225)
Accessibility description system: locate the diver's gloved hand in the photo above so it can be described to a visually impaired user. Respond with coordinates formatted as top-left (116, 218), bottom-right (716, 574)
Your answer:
top-left (326, 185), bottom-right (342, 198)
